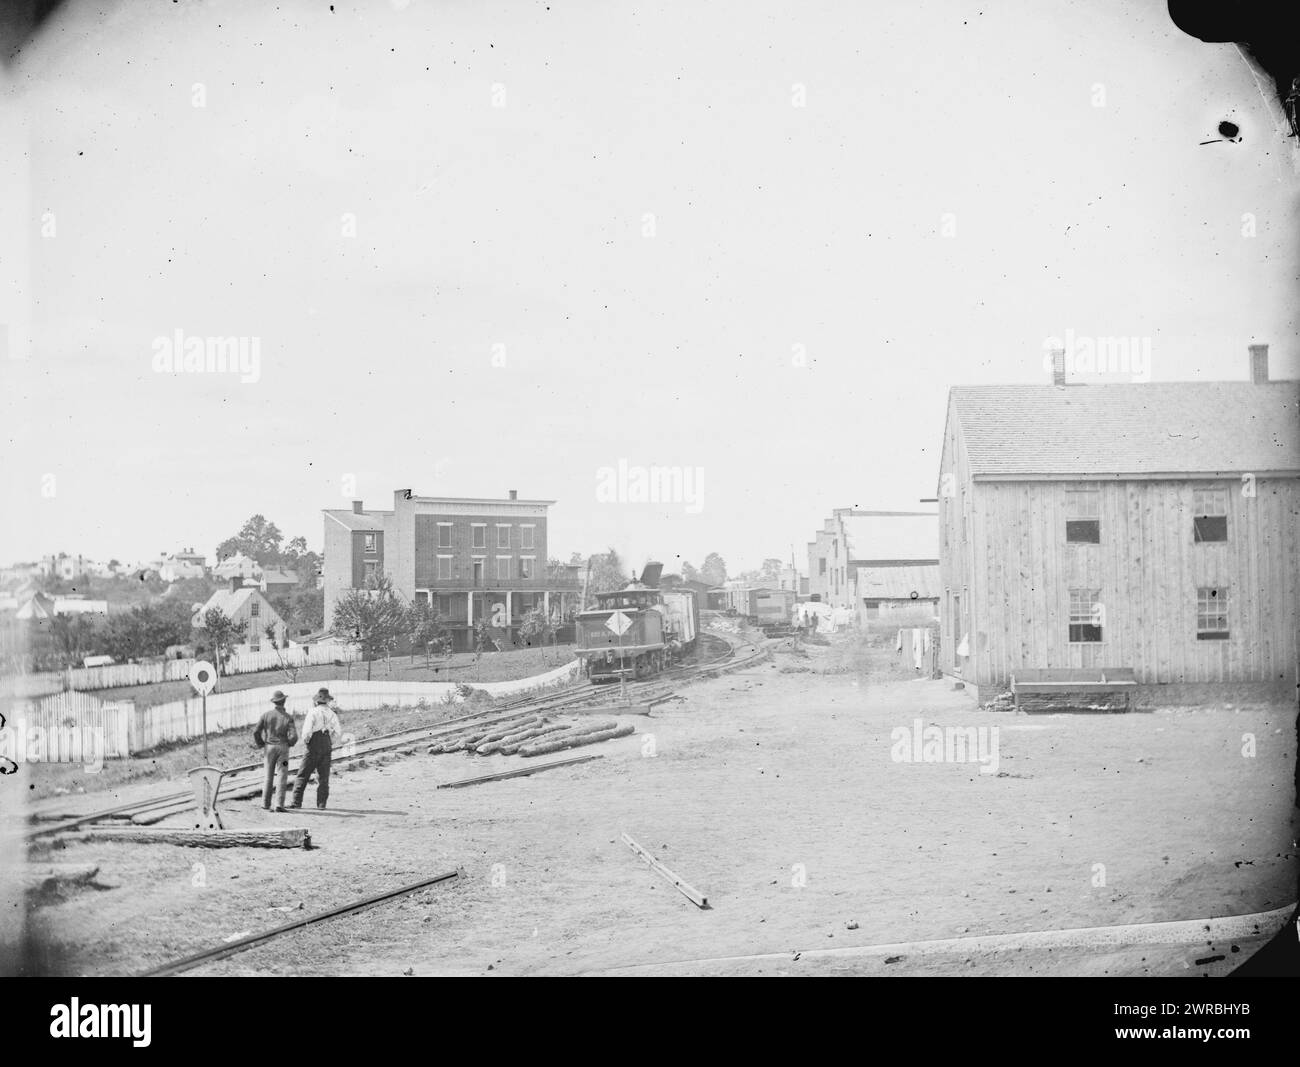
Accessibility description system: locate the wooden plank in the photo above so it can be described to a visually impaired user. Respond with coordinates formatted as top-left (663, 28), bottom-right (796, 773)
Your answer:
top-left (82, 826), bottom-right (309, 848)
top-left (437, 753), bottom-right (604, 789)
top-left (621, 832), bottom-right (709, 909)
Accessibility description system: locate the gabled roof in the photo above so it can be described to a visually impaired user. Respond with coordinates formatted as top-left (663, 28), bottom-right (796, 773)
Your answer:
top-left (857, 564), bottom-right (941, 600)
top-left (324, 509), bottom-right (390, 532)
top-left (842, 512), bottom-right (938, 562)
top-left (194, 586), bottom-right (280, 623)
top-left (949, 382), bottom-right (1300, 478)
top-left (261, 569), bottom-right (298, 585)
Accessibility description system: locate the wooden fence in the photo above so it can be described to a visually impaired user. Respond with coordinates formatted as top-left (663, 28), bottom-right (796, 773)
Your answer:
top-left (0, 690), bottom-right (133, 763)
top-left (1, 642), bottom-right (362, 697)
top-left (129, 659), bottom-right (580, 754)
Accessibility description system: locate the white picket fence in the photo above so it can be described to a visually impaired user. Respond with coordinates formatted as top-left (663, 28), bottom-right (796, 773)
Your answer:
top-left (128, 659), bottom-right (580, 754)
top-left (2, 642), bottom-right (362, 697)
top-left (0, 690), bottom-right (134, 762)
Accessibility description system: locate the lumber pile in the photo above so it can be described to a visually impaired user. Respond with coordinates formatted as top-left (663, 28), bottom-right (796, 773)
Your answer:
top-left (520, 721), bottom-right (632, 757)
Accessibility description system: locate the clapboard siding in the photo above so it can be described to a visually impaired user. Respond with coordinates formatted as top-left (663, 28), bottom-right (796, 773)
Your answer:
top-left (958, 477), bottom-right (1299, 688)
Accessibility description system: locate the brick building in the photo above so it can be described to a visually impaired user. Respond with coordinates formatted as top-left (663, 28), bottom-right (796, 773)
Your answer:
top-left (323, 489), bottom-right (580, 651)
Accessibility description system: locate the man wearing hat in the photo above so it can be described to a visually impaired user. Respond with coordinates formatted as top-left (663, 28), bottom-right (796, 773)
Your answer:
top-left (290, 688), bottom-right (342, 810)
top-left (253, 691), bottom-right (298, 811)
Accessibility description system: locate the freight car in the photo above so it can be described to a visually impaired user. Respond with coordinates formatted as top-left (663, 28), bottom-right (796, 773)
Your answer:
top-left (718, 587), bottom-right (796, 630)
top-left (575, 563), bottom-right (699, 682)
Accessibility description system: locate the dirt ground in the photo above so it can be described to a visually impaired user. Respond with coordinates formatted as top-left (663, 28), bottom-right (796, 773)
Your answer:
top-left (17, 634), bottom-right (1298, 977)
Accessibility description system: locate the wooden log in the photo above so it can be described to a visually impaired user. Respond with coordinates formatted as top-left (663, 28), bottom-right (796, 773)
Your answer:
top-left (23, 863), bottom-right (104, 893)
top-left (437, 754), bottom-right (604, 789)
top-left (478, 722), bottom-right (569, 756)
top-left (519, 722), bottom-right (632, 757)
top-left (82, 827), bottom-right (310, 849)
top-left (621, 832), bottom-right (709, 908)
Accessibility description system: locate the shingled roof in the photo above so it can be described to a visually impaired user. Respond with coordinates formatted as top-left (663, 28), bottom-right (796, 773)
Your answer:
top-left (949, 382), bottom-right (1300, 478)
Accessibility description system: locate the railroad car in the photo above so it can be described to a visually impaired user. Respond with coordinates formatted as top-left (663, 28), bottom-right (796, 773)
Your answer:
top-left (575, 564), bottom-right (699, 682)
top-left (718, 587), bottom-right (795, 629)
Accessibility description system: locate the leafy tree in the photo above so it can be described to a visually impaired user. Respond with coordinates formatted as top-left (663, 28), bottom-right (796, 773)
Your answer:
top-left (587, 548), bottom-right (627, 599)
top-left (405, 600), bottom-right (448, 666)
top-left (50, 614), bottom-right (101, 664)
top-left (103, 601), bottom-right (196, 663)
top-left (289, 586), bottom-right (324, 635)
top-left (196, 607), bottom-right (247, 676)
top-left (700, 552), bottom-right (728, 587)
top-left (216, 514), bottom-right (285, 567)
top-left (518, 608), bottom-right (555, 661)
top-left (681, 561), bottom-right (700, 583)
top-left (760, 558), bottom-right (784, 584)
top-left (332, 574), bottom-right (408, 680)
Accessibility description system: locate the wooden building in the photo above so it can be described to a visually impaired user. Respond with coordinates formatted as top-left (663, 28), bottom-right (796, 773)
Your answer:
top-left (937, 346), bottom-right (1299, 701)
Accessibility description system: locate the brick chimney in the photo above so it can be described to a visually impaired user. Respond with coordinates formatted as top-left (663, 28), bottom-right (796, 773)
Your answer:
top-left (1249, 343), bottom-right (1269, 383)
top-left (351, 500), bottom-right (363, 514)
top-left (508, 489), bottom-right (518, 500)
top-left (1050, 345), bottom-right (1067, 387)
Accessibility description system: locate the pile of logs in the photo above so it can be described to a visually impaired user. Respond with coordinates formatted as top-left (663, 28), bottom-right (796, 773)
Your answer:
top-left (426, 714), bottom-right (635, 759)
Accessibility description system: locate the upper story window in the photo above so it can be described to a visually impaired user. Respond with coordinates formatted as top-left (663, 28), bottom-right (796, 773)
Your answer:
top-left (496, 557), bottom-right (511, 580)
top-left (1196, 587), bottom-right (1229, 639)
top-left (363, 560), bottom-right (379, 584)
top-left (437, 524), bottom-right (452, 549)
top-left (520, 557), bottom-right (534, 579)
top-left (250, 600), bottom-right (260, 618)
top-left (520, 526), bottom-right (535, 550)
top-left (363, 533), bottom-right (377, 554)
top-left (436, 556), bottom-right (452, 580)
top-left (818, 558), bottom-right (826, 575)
top-left (471, 524), bottom-right (486, 549)
top-left (1193, 488), bottom-right (1228, 543)
top-left (1068, 588), bottom-right (1103, 642)
top-left (497, 525), bottom-right (511, 549)
top-left (1065, 489), bottom-right (1101, 543)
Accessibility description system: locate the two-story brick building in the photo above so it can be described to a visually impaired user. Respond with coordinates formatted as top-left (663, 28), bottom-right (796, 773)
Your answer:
top-left (937, 345), bottom-right (1299, 702)
top-left (807, 509), bottom-right (938, 622)
top-left (324, 489), bottom-right (580, 650)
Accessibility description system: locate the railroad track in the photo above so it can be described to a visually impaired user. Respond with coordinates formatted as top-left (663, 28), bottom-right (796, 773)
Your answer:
top-left (23, 627), bottom-right (760, 840)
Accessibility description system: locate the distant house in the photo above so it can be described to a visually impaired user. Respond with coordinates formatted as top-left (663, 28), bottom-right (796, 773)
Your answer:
top-left (159, 547), bottom-right (207, 582)
top-left (213, 553), bottom-right (262, 582)
top-left (857, 564), bottom-right (940, 615)
top-left (937, 344), bottom-right (1299, 701)
top-left (260, 569), bottom-right (299, 599)
top-left (51, 597), bottom-right (108, 616)
top-left (193, 579), bottom-right (287, 655)
top-left (807, 510), bottom-right (939, 623)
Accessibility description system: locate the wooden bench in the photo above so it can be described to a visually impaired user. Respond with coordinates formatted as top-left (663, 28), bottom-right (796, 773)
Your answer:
top-left (1011, 667), bottom-right (1138, 712)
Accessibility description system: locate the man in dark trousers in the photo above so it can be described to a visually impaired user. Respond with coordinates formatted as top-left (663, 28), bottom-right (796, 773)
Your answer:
top-left (290, 687), bottom-right (342, 810)
top-left (253, 690), bottom-right (297, 812)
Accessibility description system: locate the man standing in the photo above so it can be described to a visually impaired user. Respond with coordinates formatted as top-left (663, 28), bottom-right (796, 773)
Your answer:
top-left (290, 687), bottom-right (342, 810)
top-left (253, 691), bottom-right (298, 812)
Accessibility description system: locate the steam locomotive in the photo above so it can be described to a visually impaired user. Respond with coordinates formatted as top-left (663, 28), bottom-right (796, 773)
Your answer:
top-left (575, 562), bottom-right (699, 682)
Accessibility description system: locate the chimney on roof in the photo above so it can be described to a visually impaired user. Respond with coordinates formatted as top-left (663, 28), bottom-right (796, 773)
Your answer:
top-left (1249, 343), bottom-right (1269, 384)
top-left (508, 489), bottom-right (518, 500)
top-left (351, 500), bottom-right (363, 514)
top-left (1050, 345), bottom-right (1067, 387)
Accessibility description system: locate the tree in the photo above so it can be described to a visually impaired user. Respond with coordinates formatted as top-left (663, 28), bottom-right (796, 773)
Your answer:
top-left (759, 558), bottom-right (784, 584)
top-left (216, 514), bottom-right (285, 568)
top-left (50, 613), bottom-right (101, 666)
top-left (700, 553), bottom-right (728, 587)
top-left (518, 608), bottom-right (555, 661)
top-left (103, 601), bottom-right (196, 663)
top-left (681, 561), bottom-right (700, 583)
top-left (405, 600), bottom-right (448, 667)
top-left (587, 549), bottom-right (627, 600)
top-left (289, 586), bottom-right (324, 635)
top-left (197, 607), bottom-right (247, 676)
top-left (331, 574), bottom-right (408, 681)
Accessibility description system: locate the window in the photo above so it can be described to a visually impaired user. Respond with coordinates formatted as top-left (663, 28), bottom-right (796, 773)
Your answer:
top-left (520, 557), bottom-right (534, 579)
top-left (819, 558), bottom-right (826, 575)
top-left (472, 558), bottom-right (484, 582)
top-left (250, 636), bottom-right (260, 652)
top-left (416, 591), bottom-right (429, 607)
top-left (363, 561), bottom-right (379, 584)
top-left (251, 600), bottom-right (260, 618)
top-left (471, 525), bottom-right (486, 549)
top-left (1068, 589), bottom-right (1103, 642)
top-left (1196, 587), bottom-right (1229, 640)
top-left (436, 556), bottom-right (452, 580)
top-left (1066, 489), bottom-right (1101, 543)
top-left (497, 525), bottom-right (511, 549)
top-left (437, 524), bottom-right (452, 549)
top-left (521, 526), bottom-right (535, 550)
top-left (496, 557), bottom-right (511, 580)
top-left (1193, 488), bottom-right (1228, 543)
top-left (437, 595), bottom-right (452, 617)
top-left (364, 533), bottom-right (377, 554)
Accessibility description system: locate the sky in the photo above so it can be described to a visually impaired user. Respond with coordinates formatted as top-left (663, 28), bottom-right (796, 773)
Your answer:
top-left (1, 0), bottom-right (1296, 577)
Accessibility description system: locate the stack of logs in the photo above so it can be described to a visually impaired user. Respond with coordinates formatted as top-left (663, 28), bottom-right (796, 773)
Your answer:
top-left (426, 715), bottom-right (634, 758)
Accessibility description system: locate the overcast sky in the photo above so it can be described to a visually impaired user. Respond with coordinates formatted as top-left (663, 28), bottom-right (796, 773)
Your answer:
top-left (2, 0), bottom-right (1295, 576)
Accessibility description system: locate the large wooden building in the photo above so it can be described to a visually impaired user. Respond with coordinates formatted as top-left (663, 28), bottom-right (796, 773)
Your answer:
top-left (937, 346), bottom-right (1299, 701)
